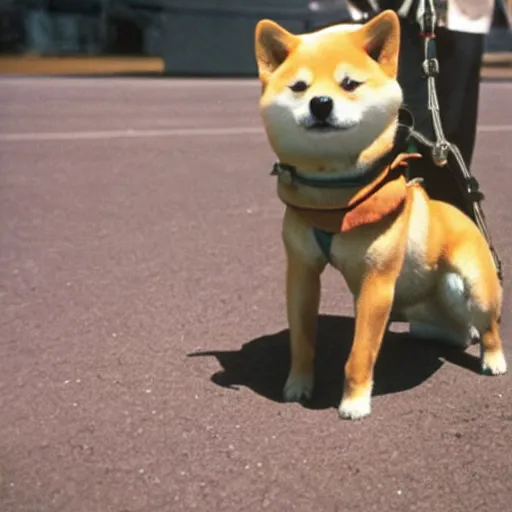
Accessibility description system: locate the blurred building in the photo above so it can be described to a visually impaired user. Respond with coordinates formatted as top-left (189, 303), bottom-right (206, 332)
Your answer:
top-left (0, 1), bottom-right (157, 55)
top-left (0, 1), bottom-right (510, 73)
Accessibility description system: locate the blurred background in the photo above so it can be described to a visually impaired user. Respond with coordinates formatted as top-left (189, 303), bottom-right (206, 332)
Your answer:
top-left (0, 0), bottom-right (511, 75)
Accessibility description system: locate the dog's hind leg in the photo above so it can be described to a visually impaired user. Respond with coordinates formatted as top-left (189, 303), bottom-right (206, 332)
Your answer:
top-left (407, 272), bottom-right (478, 348)
top-left (439, 252), bottom-right (506, 375)
top-left (464, 278), bottom-right (506, 375)
top-left (479, 316), bottom-right (507, 375)
top-left (409, 267), bottom-right (506, 375)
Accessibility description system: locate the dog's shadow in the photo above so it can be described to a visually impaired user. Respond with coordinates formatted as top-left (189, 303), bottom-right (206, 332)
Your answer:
top-left (189, 314), bottom-right (480, 409)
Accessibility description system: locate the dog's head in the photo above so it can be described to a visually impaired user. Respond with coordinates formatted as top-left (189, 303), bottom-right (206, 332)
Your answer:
top-left (254, 10), bottom-right (403, 167)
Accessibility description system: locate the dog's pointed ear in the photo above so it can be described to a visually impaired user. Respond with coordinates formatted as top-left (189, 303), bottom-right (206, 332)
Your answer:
top-left (351, 10), bottom-right (401, 78)
top-left (255, 20), bottom-right (300, 82)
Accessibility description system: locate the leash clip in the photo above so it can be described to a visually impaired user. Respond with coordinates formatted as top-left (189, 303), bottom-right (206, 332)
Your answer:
top-left (271, 163), bottom-right (295, 184)
top-left (422, 57), bottom-right (439, 78)
top-left (432, 141), bottom-right (449, 166)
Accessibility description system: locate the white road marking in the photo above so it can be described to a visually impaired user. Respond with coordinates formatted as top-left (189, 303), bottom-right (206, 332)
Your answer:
top-left (0, 124), bottom-right (510, 143)
top-left (477, 125), bottom-right (512, 133)
top-left (481, 81), bottom-right (512, 89)
top-left (0, 126), bottom-right (265, 142)
top-left (0, 77), bottom-right (261, 88)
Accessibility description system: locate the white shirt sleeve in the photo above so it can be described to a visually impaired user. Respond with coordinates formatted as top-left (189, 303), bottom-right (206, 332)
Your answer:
top-left (346, 0), bottom-right (496, 35)
top-left (445, 1), bottom-right (495, 34)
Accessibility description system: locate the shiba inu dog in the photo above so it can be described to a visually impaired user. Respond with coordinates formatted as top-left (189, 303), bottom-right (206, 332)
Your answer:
top-left (254, 10), bottom-right (506, 420)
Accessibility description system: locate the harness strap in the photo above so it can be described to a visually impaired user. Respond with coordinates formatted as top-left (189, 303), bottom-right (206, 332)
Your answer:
top-left (313, 228), bottom-right (334, 263)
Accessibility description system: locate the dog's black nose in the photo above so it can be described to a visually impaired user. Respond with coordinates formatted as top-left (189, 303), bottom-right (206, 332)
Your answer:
top-left (309, 96), bottom-right (333, 121)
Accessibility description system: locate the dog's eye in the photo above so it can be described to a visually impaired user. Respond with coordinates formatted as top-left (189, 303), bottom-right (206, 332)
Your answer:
top-left (289, 80), bottom-right (309, 93)
top-left (340, 76), bottom-right (363, 92)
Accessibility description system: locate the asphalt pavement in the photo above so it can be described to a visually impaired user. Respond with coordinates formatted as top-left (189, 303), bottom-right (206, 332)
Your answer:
top-left (1, 77), bottom-right (511, 512)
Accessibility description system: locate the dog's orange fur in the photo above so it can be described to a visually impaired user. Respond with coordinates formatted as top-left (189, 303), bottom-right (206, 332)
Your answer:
top-left (254, 11), bottom-right (506, 420)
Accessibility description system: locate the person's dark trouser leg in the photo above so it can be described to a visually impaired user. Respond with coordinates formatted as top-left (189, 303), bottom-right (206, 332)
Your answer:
top-left (396, 19), bottom-right (485, 218)
top-left (396, 18), bottom-right (435, 140)
top-left (436, 27), bottom-right (484, 169)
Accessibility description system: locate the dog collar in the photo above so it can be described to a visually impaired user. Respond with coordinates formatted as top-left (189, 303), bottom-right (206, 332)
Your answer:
top-left (270, 108), bottom-right (415, 190)
top-left (271, 161), bottom-right (386, 189)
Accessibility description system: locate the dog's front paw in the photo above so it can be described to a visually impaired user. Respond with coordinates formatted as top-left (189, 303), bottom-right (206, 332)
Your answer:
top-left (283, 372), bottom-right (314, 403)
top-left (338, 395), bottom-right (371, 420)
top-left (338, 384), bottom-right (372, 420)
top-left (481, 349), bottom-right (508, 376)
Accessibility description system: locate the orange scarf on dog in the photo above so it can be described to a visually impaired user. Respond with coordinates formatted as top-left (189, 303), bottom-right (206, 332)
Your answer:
top-left (279, 153), bottom-right (421, 233)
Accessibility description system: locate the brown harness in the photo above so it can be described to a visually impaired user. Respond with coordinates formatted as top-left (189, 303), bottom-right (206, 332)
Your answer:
top-left (278, 153), bottom-right (421, 234)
